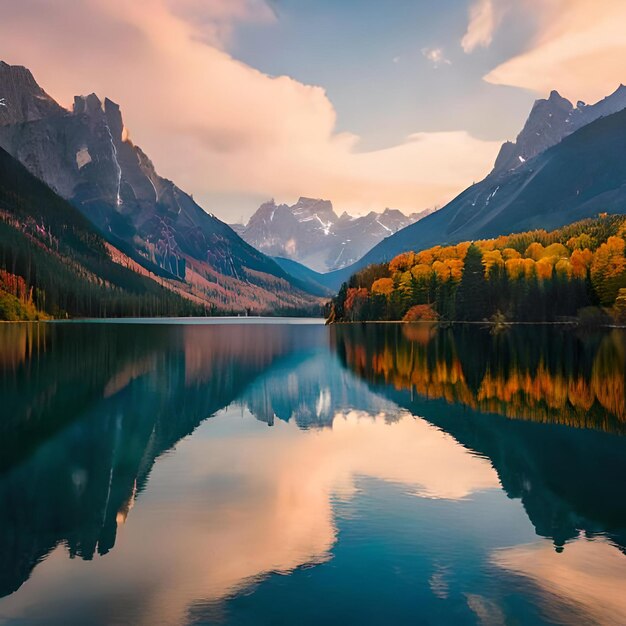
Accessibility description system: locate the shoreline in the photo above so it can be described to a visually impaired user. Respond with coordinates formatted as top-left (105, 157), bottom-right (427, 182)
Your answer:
top-left (1, 317), bottom-right (624, 329)
top-left (0, 316), bottom-right (326, 325)
top-left (326, 319), bottom-right (626, 329)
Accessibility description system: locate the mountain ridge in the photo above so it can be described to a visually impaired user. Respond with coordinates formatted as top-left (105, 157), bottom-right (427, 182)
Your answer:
top-left (232, 196), bottom-right (432, 273)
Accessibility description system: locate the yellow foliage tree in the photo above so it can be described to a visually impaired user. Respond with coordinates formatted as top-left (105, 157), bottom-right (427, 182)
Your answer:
top-left (483, 250), bottom-right (504, 277)
top-left (535, 258), bottom-right (554, 280)
top-left (502, 248), bottom-right (521, 261)
top-left (541, 243), bottom-right (569, 260)
top-left (389, 251), bottom-right (416, 274)
top-left (525, 242), bottom-right (545, 260)
top-left (555, 258), bottom-right (573, 278)
top-left (591, 237), bottom-right (626, 305)
top-left (567, 233), bottom-right (595, 251)
top-left (371, 277), bottom-right (395, 296)
top-left (570, 248), bottom-right (593, 278)
top-left (411, 264), bottom-right (432, 280)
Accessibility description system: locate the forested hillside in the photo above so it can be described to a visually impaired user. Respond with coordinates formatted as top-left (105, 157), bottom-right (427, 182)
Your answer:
top-left (328, 215), bottom-right (626, 324)
top-left (0, 147), bottom-right (205, 319)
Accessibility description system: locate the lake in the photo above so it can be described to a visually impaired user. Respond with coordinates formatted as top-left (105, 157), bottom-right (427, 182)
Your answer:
top-left (0, 320), bottom-right (625, 625)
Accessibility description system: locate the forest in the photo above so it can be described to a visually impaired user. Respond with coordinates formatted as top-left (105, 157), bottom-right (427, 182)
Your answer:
top-left (0, 215), bottom-right (206, 320)
top-left (327, 214), bottom-right (626, 324)
top-left (0, 147), bottom-right (207, 320)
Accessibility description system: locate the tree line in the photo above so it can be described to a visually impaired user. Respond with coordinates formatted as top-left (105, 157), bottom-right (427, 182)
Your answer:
top-left (327, 214), bottom-right (626, 324)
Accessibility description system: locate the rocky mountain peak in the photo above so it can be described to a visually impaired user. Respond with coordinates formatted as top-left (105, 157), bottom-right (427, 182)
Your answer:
top-left (0, 61), bottom-right (325, 311)
top-left (381, 208), bottom-right (405, 219)
top-left (104, 97), bottom-right (124, 139)
top-left (73, 93), bottom-right (103, 116)
top-left (547, 89), bottom-right (570, 106)
top-left (517, 90), bottom-right (573, 140)
top-left (291, 197), bottom-right (337, 222)
top-left (246, 199), bottom-right (277, 223)
top-left (493, 84), bottom-right (626, 175)
top-left (235, 198), bottom-right (428, 272)
top-left (585, 83), bottom-right (626, 119)
top-left (0, 61), bottom-right (65, 126)
top-left (258, 199), bottom-right (277, 211)
top-left (72, 94), bottom-right (125, 141)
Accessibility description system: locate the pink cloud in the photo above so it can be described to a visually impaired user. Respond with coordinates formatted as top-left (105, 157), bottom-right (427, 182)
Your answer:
top-left (464, 0), bottom-right (626, 103)
top-left (0, 0), bottom-right (500, 218)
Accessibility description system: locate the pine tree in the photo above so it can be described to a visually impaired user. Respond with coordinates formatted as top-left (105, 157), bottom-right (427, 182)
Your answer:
top-left (455, 244), bottom-right (488, 321)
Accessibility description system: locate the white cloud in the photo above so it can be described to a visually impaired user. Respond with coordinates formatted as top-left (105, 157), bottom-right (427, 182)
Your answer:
top-left (421, 47), bottom-right (452, 68)
top-left (0, 0), bottom-right (500, 219)
top-left (462, 0), bottom-right (500, 53)
top-left (166, 0), bottom-right (276, 47)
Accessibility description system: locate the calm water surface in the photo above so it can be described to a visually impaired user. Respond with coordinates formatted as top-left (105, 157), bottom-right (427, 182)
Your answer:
top-left (0, 320), bottom-right (625, 625)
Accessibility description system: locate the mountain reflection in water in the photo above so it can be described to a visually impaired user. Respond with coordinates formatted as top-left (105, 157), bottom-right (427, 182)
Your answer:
top-left (0, 321), bottom-right (625, 626)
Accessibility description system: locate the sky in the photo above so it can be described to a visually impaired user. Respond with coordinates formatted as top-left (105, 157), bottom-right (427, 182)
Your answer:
top-left (0, 0), bottom-right (625, 222)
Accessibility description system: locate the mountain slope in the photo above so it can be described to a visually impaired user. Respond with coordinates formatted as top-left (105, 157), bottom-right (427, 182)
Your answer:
top-left (0, 62), bottom-right (321, 312)
top-left (233, 197), bottom-right (431, 272)
top-left (271, 257), bottom-right (333, 297)
top-left (324, 100), bottom-right (626, 291)
top-left (0, 146), bottom-right (205, 318)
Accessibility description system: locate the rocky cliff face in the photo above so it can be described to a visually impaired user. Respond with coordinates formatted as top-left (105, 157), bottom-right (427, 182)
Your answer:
top-left (493, 85), bottom-right (626, 174)
top-left (234, 197), bottom-right (431, 272)
top-left (0, 61), bottom-right (64, 126)
top-left (0, 62), bottom-right (320, 311)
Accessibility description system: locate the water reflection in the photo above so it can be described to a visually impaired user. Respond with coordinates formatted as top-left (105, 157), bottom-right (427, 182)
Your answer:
top-left (0, 323), bottom-right (320, 598)
top-left (334, 324), bottom-right (626, 549)
top-left (333, 323), bottom-right (626, 430)
top-left (0, 321), bottom-right (625, 625)
top-left (492, 537), bottom-right (626, 626)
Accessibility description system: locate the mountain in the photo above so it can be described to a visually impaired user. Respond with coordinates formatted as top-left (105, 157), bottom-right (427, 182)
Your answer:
top-left (271, 257), bottom-right (333, 297)
top-left (493, 85), bottom-right (626, 174)
top-left (324, 88), bottom-right (626, 291)
top-left (0, 61), bottom-right (321, 313)
top-left (0, 62), bottom-right (64, 126)
top-left (0, 145), bottom-right (205, 318)
top-left (232, 196), bottom-right (432, 273)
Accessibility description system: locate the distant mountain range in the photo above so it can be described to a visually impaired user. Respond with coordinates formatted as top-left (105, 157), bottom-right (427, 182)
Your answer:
top-left (231, 197), bottom-right (432, 273)
top-left (0, 61), bottom-right (322, 314)
top-left (322, 86), bottom-right (626, 290)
